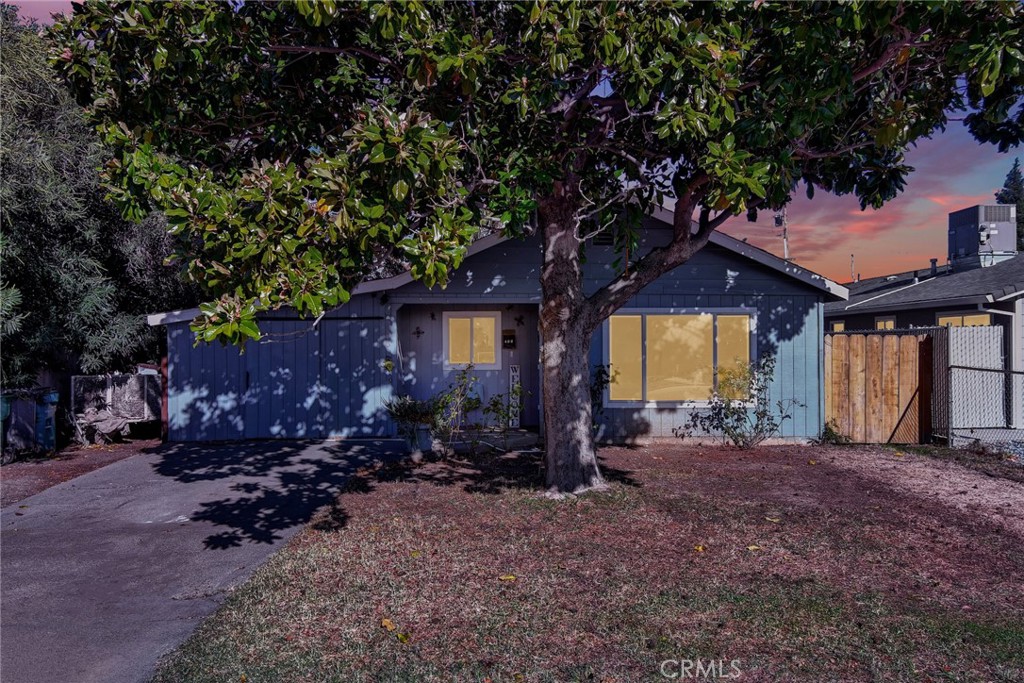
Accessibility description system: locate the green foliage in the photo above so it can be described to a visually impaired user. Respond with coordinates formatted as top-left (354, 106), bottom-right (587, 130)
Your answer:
top-left (816, 420), bottom-right (853, 446)
top-left (0, 6), bottom-right (195, 386)
top-left (994, 157), bottom-right (1024, 250)
top-left (382, 395), bottom-right (436, 441)
top-left (590, 364), bottom-right (611, 434)
top-left (431, 365), bottom-right (482, 449)
top-left (49, 1), bottom-right (1024, 344)
top-left (674, 354), bottom-right (799, 449)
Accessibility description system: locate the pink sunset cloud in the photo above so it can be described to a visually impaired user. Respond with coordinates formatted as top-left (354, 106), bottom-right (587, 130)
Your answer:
top-left (724, 125), bottom-right (1016, 282)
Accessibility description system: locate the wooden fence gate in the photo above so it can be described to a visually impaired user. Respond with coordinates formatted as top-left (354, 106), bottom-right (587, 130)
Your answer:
top-left (824, 332), bottom-right (932, 443)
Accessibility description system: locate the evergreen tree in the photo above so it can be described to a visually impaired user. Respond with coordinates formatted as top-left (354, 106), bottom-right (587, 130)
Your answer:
top-left (994, 157), bottom-right (1024, 250)
top-left (0, 5), bottom-right (195, 387)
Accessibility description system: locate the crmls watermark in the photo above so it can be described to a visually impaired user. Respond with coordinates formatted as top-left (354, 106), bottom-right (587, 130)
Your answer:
top-left (659, 659), bottom-right (742, 679)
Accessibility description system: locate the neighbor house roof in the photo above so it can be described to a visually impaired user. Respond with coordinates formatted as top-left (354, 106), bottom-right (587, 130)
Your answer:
top-left (148, 209), bottom-right (848, 326)
top-left (824, 253), bottom-right (1024, 316)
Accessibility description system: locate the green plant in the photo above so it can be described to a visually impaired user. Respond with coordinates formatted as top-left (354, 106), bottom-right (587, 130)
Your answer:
top-left (816, 420), bottom-right (852, 446)
top-left (432, 365), bottom-right (481, 451)
top-left (590, 364), bottom-right (611, 435)
top-left (482, 384), bottom-right (527, 452)
top-left (673, 354), bottom-right (800, 449)
top-left (383, 395), bottom-right (436, 441)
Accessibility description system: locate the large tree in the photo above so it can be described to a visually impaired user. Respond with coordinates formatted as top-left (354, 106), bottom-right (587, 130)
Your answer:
top-left (994, 157), bottom-right (1024, 249)
top-left (52, 1), bottom-right (1023, 492)
top-left (0, 4), bottom-right (194, 387)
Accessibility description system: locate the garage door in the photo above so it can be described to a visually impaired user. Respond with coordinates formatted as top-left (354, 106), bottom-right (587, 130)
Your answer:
top-left (241, 319), bottom-right (391, 439)
top-left (167, 318), bottom-right (393, 441)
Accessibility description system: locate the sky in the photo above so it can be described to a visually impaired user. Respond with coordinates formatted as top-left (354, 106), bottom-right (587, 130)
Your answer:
top-left (14, 0), bottom-right (1021, 283)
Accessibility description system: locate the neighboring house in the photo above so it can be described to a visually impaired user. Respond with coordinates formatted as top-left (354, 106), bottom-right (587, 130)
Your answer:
top-left (148, 207), bottom-right (847, 443)
top-left (824, 204), bottom-right (1024, 383)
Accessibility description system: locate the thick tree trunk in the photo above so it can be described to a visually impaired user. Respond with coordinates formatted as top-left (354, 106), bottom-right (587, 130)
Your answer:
top-left (537, 189), bottom-right (605, 494)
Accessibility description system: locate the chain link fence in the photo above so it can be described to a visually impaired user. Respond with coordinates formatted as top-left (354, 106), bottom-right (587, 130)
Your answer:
top-left (933, 325), bottom-right (1024, 458)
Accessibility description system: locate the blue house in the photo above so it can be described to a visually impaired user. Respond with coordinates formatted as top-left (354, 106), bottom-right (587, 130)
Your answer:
top-left (148, 208), bottom-right (847, 443)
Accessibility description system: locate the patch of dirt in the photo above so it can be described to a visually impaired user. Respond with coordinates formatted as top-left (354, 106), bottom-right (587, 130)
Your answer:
top-left (824, 445), bottom-right (1024, 537)
top-left (0, 440), bottom-right (157, 508)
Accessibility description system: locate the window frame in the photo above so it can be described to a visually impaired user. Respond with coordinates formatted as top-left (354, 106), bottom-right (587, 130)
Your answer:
top-left (441, 311), bottom-right (502, 371)
top-left (874, 316), bottom-right (896, 330)
top-left (602, 308), bottom-right (757, 408)
top-left (935, 311), bottom-right (992, 328)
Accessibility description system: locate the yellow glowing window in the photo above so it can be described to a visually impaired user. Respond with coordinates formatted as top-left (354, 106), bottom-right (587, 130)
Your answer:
top-left (831, 321), bottom-right (845, 332)
top-left (718, 315), bottom-right (751, 399)
top-left (607, 312), bottom-right (752, 403)
top-left (962, 313), bottom-right (991, 327)
top-left (938, 313), bottom-right (991, 327)
top-left (609, 316), bottom-right (643, 401)
top-left (444, 312), bottom-right (500, 368)
top-left (647, 315), bottom-right (713, 401)
top-left (875, 317), bottom-right (895, 330)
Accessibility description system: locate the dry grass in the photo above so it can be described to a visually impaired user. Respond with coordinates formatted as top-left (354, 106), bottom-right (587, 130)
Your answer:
top-left (152, 445), bottom-right (1024, 683)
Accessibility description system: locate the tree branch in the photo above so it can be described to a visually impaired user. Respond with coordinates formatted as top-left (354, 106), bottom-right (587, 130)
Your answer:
top-left (582, 180), bottom-right (727, 332)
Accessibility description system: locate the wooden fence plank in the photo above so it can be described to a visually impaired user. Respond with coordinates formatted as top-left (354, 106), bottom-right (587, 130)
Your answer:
top-left (892, 334), bottom-right (919, 443)
top-left (882, 335), bottom-right (900, 442)
top-left (865, 335), bottom-right (883, 443)
top-left (835, 334), bottom-right (851, 439)
top-left (849, 335), bottom-right (867, 443)
top-left (824, 335), bottom-right (833, 427)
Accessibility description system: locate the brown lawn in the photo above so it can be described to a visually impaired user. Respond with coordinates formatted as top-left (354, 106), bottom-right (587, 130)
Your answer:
top-left (153, 444), bottom-right (1024, 683)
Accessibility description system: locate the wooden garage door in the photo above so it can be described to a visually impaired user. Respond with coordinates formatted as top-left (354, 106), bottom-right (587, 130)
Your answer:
top-left (242, 319), bottom-right (390, 439)
top-left (318, 318), bottom-right (392, 437)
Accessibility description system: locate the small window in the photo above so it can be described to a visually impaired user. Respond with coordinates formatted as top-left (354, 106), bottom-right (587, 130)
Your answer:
top-left (937, 313), bottom-right (991, 327)
top-left (607, 311), bottom-right (753, 404)
top-left (875, 316), bottom-right (896, 330)
top-left (443, 312), bottom-right (500, 369)
top-left (831, 321), bottom-right (846, 332)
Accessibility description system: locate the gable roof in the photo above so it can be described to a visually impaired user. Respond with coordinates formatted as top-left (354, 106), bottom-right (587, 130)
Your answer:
top-left (824, 253), bottom-right (1024, 315)
top-left (148, 210), bottom-right (847, 326)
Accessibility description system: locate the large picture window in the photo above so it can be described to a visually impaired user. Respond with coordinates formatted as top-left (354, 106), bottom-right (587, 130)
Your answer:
top-left (607, 311), bottom-right (753, 403)
top-left (443, 312), bottom-right (500, 370)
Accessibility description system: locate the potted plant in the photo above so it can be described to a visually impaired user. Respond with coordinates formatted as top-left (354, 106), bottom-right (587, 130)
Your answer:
top-left (383, 395), bottom-right (437, 460)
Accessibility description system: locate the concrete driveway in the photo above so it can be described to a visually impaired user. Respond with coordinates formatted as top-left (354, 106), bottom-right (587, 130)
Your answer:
top-left (1, 439), bottom-right (403, 683)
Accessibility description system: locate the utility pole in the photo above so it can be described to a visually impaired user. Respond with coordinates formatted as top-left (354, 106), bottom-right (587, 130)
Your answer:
top-left (850, 254), bottom-right (855, 282)
top-left (774, 207), bottom-right (790, 261)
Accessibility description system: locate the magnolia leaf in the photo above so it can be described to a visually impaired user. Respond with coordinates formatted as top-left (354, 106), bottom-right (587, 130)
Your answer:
top-left (746, 544), bottom-right (761, 551)
top-left (381, 618), bottom-right (396, 632)
top-left (498, 574), bottom-right (517, 582)
top-left (393, 179), bottom-right (409, 202)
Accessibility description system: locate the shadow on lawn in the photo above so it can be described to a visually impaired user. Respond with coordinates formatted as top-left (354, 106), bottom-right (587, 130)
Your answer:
top-left (148, 440), bottom-right (638, 550)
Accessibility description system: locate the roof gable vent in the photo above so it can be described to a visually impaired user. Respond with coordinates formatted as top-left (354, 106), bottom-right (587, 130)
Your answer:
top-left (592, 228), bottom-right (615, 246)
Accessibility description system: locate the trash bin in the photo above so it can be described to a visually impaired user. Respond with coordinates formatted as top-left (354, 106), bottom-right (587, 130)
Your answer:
top-left (0, 394), bottom-right (11, 452)
top-left (35, 390), bottom-right (58, 452)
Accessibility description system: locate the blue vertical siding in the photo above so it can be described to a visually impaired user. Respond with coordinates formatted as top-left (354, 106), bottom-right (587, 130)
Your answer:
top-left (166, 294), bottom-right (395, 441)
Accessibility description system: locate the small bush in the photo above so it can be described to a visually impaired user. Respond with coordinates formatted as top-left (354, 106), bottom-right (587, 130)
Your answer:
top-left (815, 420), bottom-right (851, 445)
top-left (673, 354), bottom-right (800, 449)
